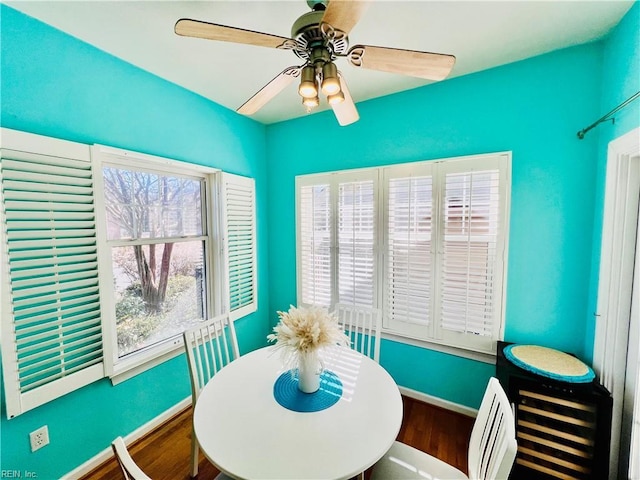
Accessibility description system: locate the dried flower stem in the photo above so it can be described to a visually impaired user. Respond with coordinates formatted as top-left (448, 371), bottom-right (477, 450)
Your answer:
top-left (267, 305), bottom-right (349, 370)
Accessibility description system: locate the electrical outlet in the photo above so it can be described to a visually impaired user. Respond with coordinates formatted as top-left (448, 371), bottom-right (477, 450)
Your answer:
top-left (29, 425), bottom-right (49, 452)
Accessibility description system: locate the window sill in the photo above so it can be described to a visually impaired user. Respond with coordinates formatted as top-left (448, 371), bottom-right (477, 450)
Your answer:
top-left (109, 336), bottom-right (185, 385)
top-left (381, 330), bottom-right (496, 364)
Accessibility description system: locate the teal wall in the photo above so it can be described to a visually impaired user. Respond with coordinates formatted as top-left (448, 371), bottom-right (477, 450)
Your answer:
top-left (585, 1), bottom-right (640, 362)
top-left (266, 40), bottom-right (609, 408)
top-left (266, 2), bottom-right (639, 409)
top-left (1, 5), bottom-right (271, 478)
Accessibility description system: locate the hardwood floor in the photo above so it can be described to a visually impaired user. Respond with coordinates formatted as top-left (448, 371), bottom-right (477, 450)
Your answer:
top-left (81, 396), bottom-right (474, 480)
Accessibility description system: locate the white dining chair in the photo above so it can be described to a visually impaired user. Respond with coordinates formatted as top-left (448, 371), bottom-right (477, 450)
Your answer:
top-left (183, 315), bottom-right (240, 478)
top-left (111, 436), bottom-right (151, 480)
top-left (371, 377), bottom-right (517, 480)
top-left (334, 303), bottom-right (382, 362)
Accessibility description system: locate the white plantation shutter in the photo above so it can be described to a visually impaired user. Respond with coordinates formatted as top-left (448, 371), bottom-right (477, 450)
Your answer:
top-left (0, 129), bottom-right (104, 418)
top-left (337, 174), bottom-right (376, 307)
top-left (297, 178), bottom-right (332, 307)
top-left (296, 152), bottom-right (510, 354)
top-left (297, 171), bottom-right (378, 310)
top-left (439, 171), bottom-right (499, 334)
top-left (435, 155), bottom-right (509, 352)
top-left (220, 172), bottom-right (257, 319)
top-left (384, 163), bottom-right (434, 337)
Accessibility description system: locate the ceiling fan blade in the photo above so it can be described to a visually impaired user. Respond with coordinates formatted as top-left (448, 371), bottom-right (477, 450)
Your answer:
top-left (321, 0), bottom-right (370, 35)
top-left (347, 45), bottom-right (455, 81)
top-left (237, 66), bottom-right (302, 116)
top-left (175, 19), bottom-right (295, 50)
top-left (331, 73), bottom-right (359, 126)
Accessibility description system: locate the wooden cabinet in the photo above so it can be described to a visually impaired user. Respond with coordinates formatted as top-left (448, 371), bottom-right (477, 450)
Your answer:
top-left (496, 341), bottom-right (612, 479)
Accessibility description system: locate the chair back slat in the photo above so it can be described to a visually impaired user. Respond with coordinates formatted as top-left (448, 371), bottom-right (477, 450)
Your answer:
top-left (216, 320), bottom-right (231, 367)
top-left (334, 304), bottom-right (382, 362)
top-left (183, 314), bottom-right (239, 403)
top-left (478, 397), bottom-right (503, 477)
top-left (111, 436), bottom-right (151, 480)
top-left (211, 323), bottom-right (222, 374)
top-left (468, 377), bottom-right (517, 480)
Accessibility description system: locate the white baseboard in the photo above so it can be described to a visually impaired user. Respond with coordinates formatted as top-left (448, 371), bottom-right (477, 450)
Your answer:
top-left (399, 385), bottom-right (478, 418)
top-left (63, 396), bottom-right (192, 480)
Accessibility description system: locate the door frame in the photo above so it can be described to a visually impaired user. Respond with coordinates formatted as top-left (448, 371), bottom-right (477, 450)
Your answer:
top-left (593, 127), bottom-right (640, 479)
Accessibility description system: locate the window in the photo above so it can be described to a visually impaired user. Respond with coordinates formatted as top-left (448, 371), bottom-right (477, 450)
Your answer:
top-left (1, 129), bottom-right (257, 418)
top-left (338, 178), bottom-right (376, 307)
top-left (93, 146), bottom-right (257, 378)
top-left (385, 163), bottom-right (433, 333)
top-left (101, 166), bottom-right (208, 360)
top-left (296, 153), bottom-right (510, 354)
top-left (297, 169), bottom-right (378, 309)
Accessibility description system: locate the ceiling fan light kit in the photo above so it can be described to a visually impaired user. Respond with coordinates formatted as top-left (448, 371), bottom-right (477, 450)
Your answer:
top-left (298, 65), bottom-right (319, 98)
top-left (303, 95), bottom-right (320, 109)
top-left (321, 62), bottom-right (341, 95)
top-left (327, 91), bottom-right (345, 105)
top-left (175, 0), bottom-right (456, 126)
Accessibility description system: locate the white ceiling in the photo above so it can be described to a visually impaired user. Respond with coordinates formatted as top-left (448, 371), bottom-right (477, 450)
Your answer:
top-left (6, 0), bottom-right (634, 125)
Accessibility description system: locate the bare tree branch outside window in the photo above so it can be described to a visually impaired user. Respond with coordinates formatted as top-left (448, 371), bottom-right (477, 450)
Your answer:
top-left (103, 166), bottom-right (206, 357)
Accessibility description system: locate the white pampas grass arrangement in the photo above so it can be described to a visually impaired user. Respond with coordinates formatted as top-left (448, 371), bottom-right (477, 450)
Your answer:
top-left (267, 305), bottom-right (349, 370)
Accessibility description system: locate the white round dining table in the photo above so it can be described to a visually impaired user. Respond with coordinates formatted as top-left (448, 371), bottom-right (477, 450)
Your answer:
top-left (193, 345), bottom-right (403, 480)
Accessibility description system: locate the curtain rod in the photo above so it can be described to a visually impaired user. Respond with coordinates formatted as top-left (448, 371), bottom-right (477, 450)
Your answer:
top-left (577, 91), bottom-right (640, 139)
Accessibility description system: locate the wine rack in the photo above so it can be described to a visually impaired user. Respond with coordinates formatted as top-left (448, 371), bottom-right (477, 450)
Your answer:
top-left (496, 342), bottom-right (612, 480)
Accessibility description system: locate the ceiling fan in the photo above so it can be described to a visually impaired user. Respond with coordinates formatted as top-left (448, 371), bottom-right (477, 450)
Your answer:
top-left (175, 0), bottom-right (456, 126)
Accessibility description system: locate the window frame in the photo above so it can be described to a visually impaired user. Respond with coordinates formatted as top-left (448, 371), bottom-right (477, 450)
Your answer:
top-left (91, 145), bottom-right (223, 381)
top-left (295, 152), bottom-right (511, 358)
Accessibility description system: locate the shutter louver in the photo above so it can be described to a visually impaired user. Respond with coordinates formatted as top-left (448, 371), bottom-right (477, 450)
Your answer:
top-left (439, 170), bottom-right (500, 337)
top-left (299, 183), bottom-right (332, 307)
top-left (338, 180), bottom-right (375, 307)
top-left (1, 142), bottom-right (104, 418)
top-left (387, 175), bottom-right (432, 326)
top-left (221, 173), bottom-right (256, 317)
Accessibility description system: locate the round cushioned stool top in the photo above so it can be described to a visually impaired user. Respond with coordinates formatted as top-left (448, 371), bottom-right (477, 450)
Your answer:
top-left (503, 344), bottom-right (595, 383)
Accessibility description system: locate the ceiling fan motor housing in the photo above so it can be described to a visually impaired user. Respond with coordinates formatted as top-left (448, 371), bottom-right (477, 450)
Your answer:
top-left (290, 9), bottom-right (349, 63)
